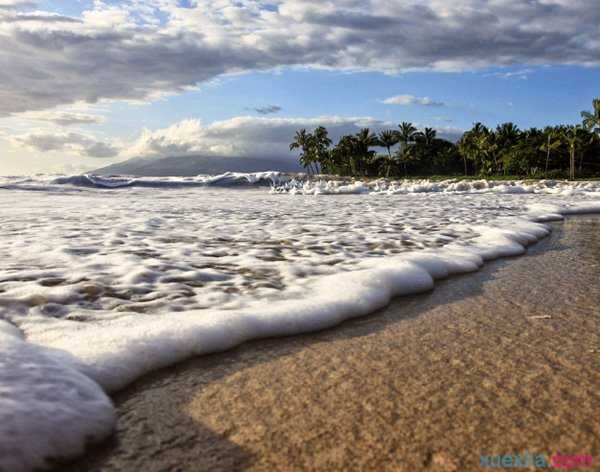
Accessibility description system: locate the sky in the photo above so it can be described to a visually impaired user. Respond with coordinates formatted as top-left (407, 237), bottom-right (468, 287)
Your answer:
top-left (0, 0), bottom-right (599, 174)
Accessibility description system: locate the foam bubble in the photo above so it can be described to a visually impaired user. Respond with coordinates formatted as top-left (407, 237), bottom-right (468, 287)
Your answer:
top-left (20, 216), bottom-right (553, 393)
top-left (0, 321), bottom-right (114, 471)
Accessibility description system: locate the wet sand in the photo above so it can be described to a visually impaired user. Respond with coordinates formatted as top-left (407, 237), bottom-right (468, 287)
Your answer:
top-left (65, 216), bottom-right (600, 471)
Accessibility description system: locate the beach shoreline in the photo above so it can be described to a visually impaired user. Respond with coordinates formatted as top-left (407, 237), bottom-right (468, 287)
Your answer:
top-left (62, 215), bottom-right (600, 471)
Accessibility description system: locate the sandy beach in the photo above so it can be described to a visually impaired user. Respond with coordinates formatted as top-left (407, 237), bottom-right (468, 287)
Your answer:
top-left (3, 3), bottom-right (600, 470)
top-left (60, 215), bottom-right (600, 471)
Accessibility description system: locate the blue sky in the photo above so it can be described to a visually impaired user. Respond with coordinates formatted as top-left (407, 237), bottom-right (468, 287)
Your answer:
top-left (1, 0), bottom-right (599, 174)
top-left (106, 66), bottom-right (600, 136)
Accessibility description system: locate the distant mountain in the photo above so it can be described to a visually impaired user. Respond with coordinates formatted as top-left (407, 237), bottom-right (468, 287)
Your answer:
top-left (93, 155), bottom-right (303, 176)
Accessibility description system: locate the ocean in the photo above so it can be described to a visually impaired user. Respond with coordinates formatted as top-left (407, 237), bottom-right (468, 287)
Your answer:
top-left (1, 172), bottom-right (600, 470)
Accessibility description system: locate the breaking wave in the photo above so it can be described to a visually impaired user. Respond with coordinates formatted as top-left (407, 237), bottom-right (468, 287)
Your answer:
top-left (52, 172), bottom-right (287, 189)
top-left (3, 173), bottom-right (600, 196)
top-left (271, 177), bottom-right (600, 196)
top-left (0, 171), bottom-right (288, 192)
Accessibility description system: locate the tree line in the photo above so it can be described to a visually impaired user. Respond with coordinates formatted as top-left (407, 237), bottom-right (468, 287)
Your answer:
top-left (290, 99), bottom-right (600, 179)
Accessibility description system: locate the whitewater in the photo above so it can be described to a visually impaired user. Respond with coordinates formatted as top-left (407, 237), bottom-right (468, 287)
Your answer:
top-left (2, 172), bottom-right (600, 470)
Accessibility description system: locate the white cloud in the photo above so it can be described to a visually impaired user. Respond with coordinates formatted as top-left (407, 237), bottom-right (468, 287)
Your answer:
top-left (0, 0), bottom-right (598, 115)
top-left (125, 116), bottom-right (393, 159)
top-left (4, 115), bottom-right (464, 169)
top-left (9, 129), bottom-right (119, 158)
top-left (382, 95), bottom-right (445, 107)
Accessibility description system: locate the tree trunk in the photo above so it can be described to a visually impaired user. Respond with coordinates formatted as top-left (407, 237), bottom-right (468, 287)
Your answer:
top-left (570, 148), bottom-right (575, 180)
top-left (545, 136), bottom-right (550, 177)
top-left (463, 156), bottom-right (468, 176)
top-left (385, 148), bottom-right (392, 178)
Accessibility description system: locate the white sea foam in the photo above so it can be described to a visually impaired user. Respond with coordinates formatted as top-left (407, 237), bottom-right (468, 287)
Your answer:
top-left (271, 177), bottom-right (600, 196)
top-left (0, 171), bottom-right (288, 192)
top-left (0, 321), bottom-right (114, 471)
top-left (1, 176), bottom-right (600, 469)
top-left (14, 215), bottom-right (554, 394)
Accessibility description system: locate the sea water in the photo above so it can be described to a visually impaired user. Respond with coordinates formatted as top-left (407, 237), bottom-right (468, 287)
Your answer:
top-left (1, 173), bottom-right (600, 470)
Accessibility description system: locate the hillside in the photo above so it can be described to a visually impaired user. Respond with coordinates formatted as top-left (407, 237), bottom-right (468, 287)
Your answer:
top-left (94, 155), bottom-right (303, 176)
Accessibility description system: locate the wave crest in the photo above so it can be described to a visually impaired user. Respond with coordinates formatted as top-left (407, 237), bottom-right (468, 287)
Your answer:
top-left (51, 172), bottom-right (287, 189)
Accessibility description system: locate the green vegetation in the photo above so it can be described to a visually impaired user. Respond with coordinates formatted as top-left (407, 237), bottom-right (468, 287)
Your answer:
top-left (289, 99), bottom-right (600, 180)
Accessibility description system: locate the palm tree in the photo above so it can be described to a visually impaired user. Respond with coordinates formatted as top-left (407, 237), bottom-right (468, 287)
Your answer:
top-left (581, 99), bottom-right (600, 175)
top-left (377, 130), bottom-right (399, 177)
top-left (458, 123), bottom-right (489, 176)
top-left (581, 99), bottom-right (600, 134)
top-left (286, 101), bottom-right (600, 180)
top-left (397, 122), bottom-right (418, 176)
top-left (312, 126), bottom-right (332, 174)
top-left (422, 127), bottom-right (437, 146)
top-left (334, 135), bottom-right (360, 175)
top-left (565, 126), bottom-right (585, 180)
top-left (495, 122), bottom-right (521, 146)
top-left (473, 132), bottom-right (498, 176)
top-left (397, 122), bottom-right (418, 151)
top-left (472, 122), bottom-right (489, 135)
top-left (290, 129), bottom-right (315, 174)
top-left (354, 128), bottom-right (379, 176)
top-left (377, 130), bottom-right (399, 158)
top-left (577, 127), bottom-right (595, 174)
top-left (394, 145), bottom-right (416, 177)
top-left (540, 127), bottom-right (562, 177)
top-left (457, 133), bottom-right (475, 176)
top-left (408, 127), bottom-right (438, 171)
top-left (356, 128), bottom-right (379, 150)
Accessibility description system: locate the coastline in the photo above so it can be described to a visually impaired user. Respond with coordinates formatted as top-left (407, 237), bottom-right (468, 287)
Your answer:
top-left (63, 215), bottom-right (600, 471)
top-left (2, 2), bottom-right (600, 470)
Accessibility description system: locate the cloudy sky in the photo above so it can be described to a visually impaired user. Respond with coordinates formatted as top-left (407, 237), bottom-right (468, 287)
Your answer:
top-left (1, 0), bottom-right (599, 174)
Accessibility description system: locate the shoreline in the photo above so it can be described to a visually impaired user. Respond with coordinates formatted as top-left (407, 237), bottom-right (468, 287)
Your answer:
top-left (6, 177), bottom-right (600, 471)
top-left (63, 215), bottom-right (600, 471)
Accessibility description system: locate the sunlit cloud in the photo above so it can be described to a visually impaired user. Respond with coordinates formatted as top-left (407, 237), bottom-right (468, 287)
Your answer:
top-left (9, 129), bottom-right (119, 158)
